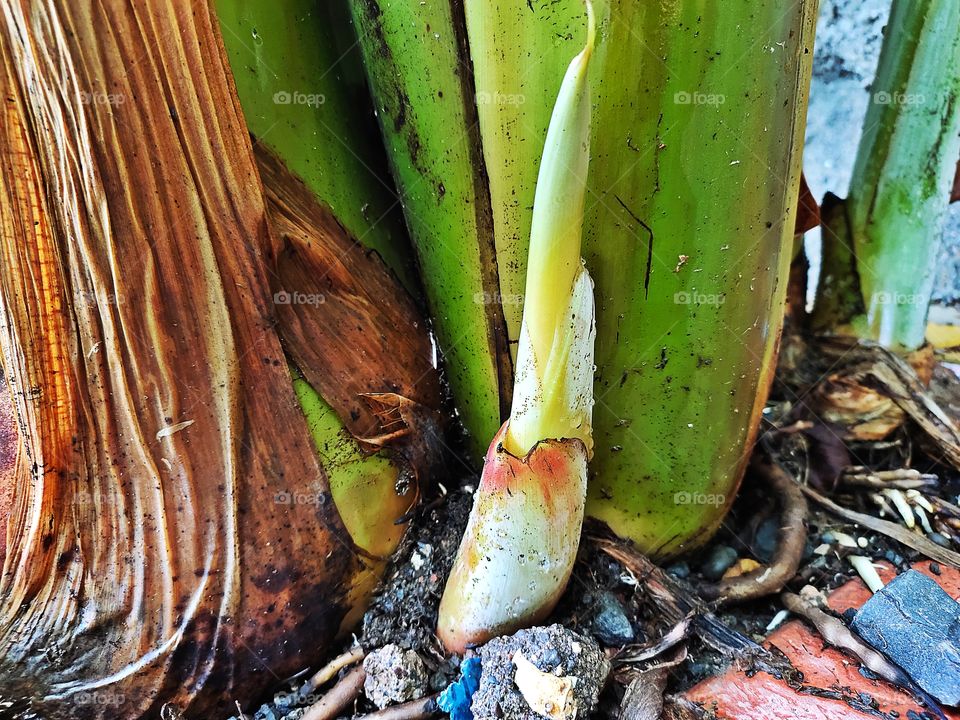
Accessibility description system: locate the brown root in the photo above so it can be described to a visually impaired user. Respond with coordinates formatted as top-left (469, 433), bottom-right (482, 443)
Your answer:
top-left (702, 457), bottom-right (807, 604)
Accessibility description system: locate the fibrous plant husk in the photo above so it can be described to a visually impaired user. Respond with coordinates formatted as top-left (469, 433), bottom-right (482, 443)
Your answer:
top-left (0, 1), bottom-right (440, 716)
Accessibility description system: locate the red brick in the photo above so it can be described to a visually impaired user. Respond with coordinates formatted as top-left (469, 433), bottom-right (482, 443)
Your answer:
top-left (685, 562), bottom-right (960, 719)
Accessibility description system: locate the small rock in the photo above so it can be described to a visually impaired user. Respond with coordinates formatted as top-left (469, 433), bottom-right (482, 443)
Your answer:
top-left (666, 561), bottom-right (690, 579)
top-left (701, 545), bottom-right (738, 581)
top-left (591, 591), bottom-right (635, 646)
top-left (363, 644), bottom-right (429, 709)
top-left (471, 625), bottom-right (609, 720)
top-left (753, 517), bottom-right (779, 562)
top-left (883, 549), bottom-right (904, 567)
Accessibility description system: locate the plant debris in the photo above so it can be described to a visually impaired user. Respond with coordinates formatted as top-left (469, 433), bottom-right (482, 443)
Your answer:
top-left (437, 657), bottom-right (481, 720)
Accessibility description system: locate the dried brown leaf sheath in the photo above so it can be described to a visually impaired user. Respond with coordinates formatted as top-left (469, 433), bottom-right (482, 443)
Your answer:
top-left (0, 380), bottom-right (15, 565)
top-left (0, 1), bottom-right (437, 717)
top-left (257, 143), bottom-right (441, 445)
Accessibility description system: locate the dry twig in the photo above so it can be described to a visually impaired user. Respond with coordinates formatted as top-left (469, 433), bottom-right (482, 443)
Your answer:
top-left (353, 694), bottom-right (441, 720)
top-left (301, 646), bottom-right (366, 695)
top-left (801, 485), bottom-right (960, 567)
top-left (302, 665), bottom-right (367, 720)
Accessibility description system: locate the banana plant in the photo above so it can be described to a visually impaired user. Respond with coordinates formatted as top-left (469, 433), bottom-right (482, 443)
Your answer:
top-left (353, 0), bottom-right (818, 556)
top-left (580, 0), bottom-right (817, 554)
top-left (812, 0), bottom-right (960, 351)
top-left (216, 0), bottom-right (447, 566)
top-left (0, 3), bottom-right (441, 718)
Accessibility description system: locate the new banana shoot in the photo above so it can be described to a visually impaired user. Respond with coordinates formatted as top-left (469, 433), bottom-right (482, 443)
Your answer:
top-left (437, 4), bottom-right (597, 653)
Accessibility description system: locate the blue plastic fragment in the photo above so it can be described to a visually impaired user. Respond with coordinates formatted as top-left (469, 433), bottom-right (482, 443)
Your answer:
top-left (438, 657), bottom-right (482, 720)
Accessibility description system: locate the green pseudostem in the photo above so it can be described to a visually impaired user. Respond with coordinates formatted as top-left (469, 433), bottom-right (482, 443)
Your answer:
top-left (829, 0), bottom-right (960, 350)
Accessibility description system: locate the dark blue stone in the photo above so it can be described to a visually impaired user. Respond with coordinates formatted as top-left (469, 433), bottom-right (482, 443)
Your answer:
top-left (851, 570), bottom-right (960, 706)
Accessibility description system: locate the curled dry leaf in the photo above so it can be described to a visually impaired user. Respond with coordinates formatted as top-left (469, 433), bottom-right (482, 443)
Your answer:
top-left (811, 337), bottom-right (960, 468)
top-left (256, 143), bottom-right (442, 449)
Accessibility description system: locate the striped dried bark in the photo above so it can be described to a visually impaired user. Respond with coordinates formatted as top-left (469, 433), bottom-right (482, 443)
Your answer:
top-left (0, 1), bottom-right (439, 717)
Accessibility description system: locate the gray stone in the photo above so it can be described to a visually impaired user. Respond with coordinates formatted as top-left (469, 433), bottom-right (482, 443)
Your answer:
top-left (591, 591), bottom-right (635, 646)
top-left (700, 545), bottom-right (738, 581)
top-left (363, 644), bottom-right (429, 709)
top-left (472, 625), bottom-right (609, 720)
top-left (665, 561), bottom-right (690, 579)
top-left (852, 570), bottom-right (960, 705)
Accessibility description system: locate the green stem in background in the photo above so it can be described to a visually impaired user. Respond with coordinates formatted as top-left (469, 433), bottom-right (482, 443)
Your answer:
top-left (815, 0), bottom-right (960, 350)
top-left (464, 0), bottom-right (589, 357)
top-left (465, 0), bottom-right (819, 556)
top-left (215, 0), bottom-right (416, 290)
top-left (437, 4), bottom-right (596, 652)
top-left (347, 0), bottom-right (513, 461)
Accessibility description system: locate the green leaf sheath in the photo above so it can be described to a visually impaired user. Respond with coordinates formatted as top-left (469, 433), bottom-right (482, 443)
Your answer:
top-left (292, 373), bottom-right (408, 558)
top-left (215, 0), bottom-right (415, 289)
top-left (468, 0), bottom-right (818, 555)
top-left (347, 0), bottom-right (513, 460)
top-left (845, 0), bottom-right (960, 350)
top-left (465, 0), bottom-right (590, 354)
